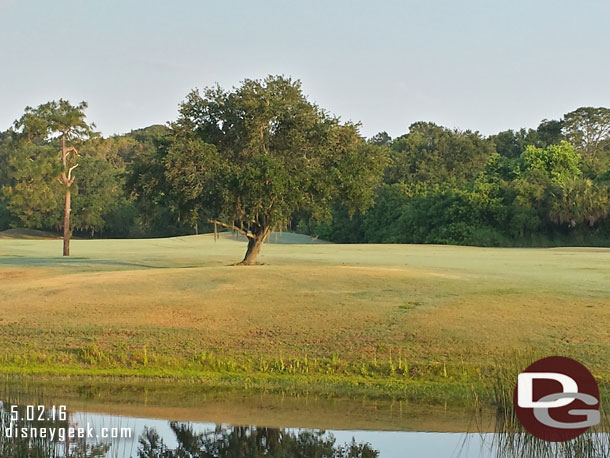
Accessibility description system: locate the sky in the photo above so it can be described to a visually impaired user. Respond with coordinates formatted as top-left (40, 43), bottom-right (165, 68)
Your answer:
top-left (1, 0), bottom-right (609, 139)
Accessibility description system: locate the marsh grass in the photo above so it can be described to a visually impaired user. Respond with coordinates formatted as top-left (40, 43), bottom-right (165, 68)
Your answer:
top-left (470, 356), bottom-right (610, 458)
top-left (1, 344), bottom-right (608, 406)
top-left (0, 347), bottom-right (485, 405)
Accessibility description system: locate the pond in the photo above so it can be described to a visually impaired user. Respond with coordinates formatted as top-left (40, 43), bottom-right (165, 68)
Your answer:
top-left (0, 378), bottom-right (608, 458)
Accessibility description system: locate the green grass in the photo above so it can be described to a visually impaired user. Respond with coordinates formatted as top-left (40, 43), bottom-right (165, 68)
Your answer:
top-left (0, 233), bottom-right (609, 404)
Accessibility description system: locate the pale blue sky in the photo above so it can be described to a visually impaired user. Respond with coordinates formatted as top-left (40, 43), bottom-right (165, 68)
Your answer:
top-left (1, 0), bottom-right (609, 138)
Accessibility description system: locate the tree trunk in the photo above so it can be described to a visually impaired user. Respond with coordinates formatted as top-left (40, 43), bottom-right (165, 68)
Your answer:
top-left (61, 134), bottom-right (72, 257)
top-left (239, 227), bottom-right (270, 265)
top-left (63, 188), bottom-right (71, 257)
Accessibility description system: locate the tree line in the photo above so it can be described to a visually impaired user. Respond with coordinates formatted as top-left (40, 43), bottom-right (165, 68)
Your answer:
top-left (1, 75), bottom-right (609, 262)
top-left (302, 110), bottom-right (610, 247)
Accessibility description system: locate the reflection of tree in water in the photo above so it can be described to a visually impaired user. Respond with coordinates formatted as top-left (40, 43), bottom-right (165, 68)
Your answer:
top-left (138, 423), bottom-right (379, 458)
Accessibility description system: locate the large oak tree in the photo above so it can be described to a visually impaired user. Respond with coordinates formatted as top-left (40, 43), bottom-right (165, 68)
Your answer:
top-left (165, 76), bottom-right (387, 264)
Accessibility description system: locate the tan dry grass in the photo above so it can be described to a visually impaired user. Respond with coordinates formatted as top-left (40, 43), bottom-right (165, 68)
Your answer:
top-left (0, 235), bottom-right (608, 378)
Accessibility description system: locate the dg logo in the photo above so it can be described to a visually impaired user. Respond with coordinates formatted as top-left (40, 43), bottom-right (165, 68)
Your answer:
top-left (514, 356), bottom-right (601, 442)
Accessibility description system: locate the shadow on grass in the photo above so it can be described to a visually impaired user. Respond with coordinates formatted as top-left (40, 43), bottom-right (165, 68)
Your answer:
top-left (0, 257), bottom-right (155, 270)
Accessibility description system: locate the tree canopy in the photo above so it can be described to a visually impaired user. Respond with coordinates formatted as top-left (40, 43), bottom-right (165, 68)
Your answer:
top-left (1, 82), bottom-right (610, 252)
top-left (563, 107), bottom-right (610, 173)
top-left (162, 76), bottom-right (387, 264)
top-left (0, 101), bottom-right (131, 244)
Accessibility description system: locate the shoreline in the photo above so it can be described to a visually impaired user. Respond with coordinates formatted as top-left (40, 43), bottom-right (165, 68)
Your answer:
top-left (3, 366), bottom-right (609, 408)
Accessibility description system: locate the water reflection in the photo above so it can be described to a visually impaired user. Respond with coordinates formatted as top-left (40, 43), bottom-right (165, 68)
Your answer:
top-left (0, 401), bottom-right (379, 457)
top-left (0, 388), bottom-right (608, 458)
top-left (487, 431), bottom-right (609, 458)
top-left (0, 401), bottom-right (109, 457)
top-left (480, 408), bottom-right (610, 458)
top-left (139, 424), bottom-right (379, 458)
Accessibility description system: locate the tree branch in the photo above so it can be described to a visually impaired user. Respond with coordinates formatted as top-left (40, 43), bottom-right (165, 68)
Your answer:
top-left (67, 163), bottom-right (79, 181)
top-left (207, 219), bottom-right (255, 239)
top-left (64, 146), bottom-right (79, 156)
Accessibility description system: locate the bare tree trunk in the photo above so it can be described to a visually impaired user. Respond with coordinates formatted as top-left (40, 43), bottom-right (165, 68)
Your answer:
top-left (59, 133), bottom-right (79, 257)
top-left (63, 188), bottom-right (71, 256)
top-left (61, 134), bottom-right (71, 257)
top-left (239, 227), bottom-right (270, 265)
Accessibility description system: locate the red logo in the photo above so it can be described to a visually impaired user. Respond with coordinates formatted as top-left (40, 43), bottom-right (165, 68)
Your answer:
top-left (513, 356), bottom-right (600, 442)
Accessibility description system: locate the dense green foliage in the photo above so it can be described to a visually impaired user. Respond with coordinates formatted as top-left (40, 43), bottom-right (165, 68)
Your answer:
top-left (1, 82), bottom-right (609, 247)
top-left (132, 76), bottom-right (387, 263)
top-left (299, 110), bottom-right (610, 246)
top-left (0, 119), bottom-right (173, 237)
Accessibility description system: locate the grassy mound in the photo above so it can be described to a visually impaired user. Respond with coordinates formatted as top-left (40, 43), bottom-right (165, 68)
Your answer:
top-left (0, 236), bottom-right (608, 403)
top-left (0, 228), bottom-right (61, 239)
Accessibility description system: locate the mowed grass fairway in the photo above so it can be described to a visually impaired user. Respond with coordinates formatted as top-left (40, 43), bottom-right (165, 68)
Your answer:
top-left (1, 233), bottom-right (609, 401)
